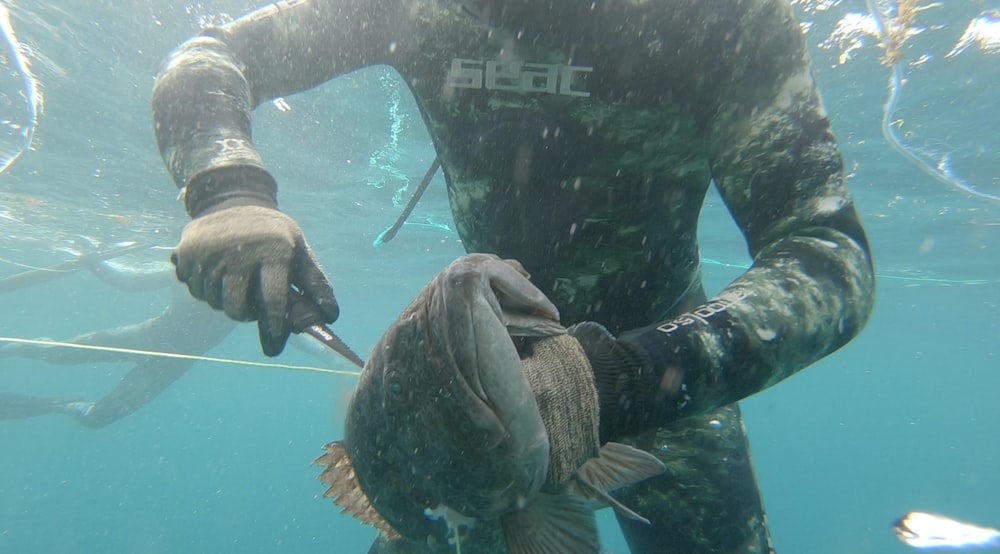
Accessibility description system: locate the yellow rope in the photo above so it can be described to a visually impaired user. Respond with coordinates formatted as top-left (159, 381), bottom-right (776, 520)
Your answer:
top-left (0, 336), bottom-right (362, 377)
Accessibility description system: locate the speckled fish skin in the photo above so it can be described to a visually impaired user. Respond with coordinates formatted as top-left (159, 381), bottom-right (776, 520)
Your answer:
top-left (343, 254), bottom-right (563, 544)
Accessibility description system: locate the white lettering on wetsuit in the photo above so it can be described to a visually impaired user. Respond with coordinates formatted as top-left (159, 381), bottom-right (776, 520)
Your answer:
top-left (447, 58), bottom-right (593, 97)
top-left (655, 289), bottom-right (754, 334)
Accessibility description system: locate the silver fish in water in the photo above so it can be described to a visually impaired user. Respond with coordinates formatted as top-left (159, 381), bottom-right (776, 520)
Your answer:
top-left (894, 511), bottom-right (1000, 551)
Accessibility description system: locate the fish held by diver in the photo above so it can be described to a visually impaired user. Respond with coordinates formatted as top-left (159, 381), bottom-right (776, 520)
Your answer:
top-left (315, 253), bottom-right (665, 553)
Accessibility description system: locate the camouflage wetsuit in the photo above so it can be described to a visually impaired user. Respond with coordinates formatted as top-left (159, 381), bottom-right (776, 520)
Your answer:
top-left (152, 0), bottom-right (875, 552)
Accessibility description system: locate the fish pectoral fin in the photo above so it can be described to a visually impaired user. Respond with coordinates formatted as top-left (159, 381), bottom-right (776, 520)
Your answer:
top-left (501, 493), bottom-right (599, 554)
top-left (574, 442), bottom-right (666, 493)
top-left (314, 441), bottom-right (401, 540)
top-left (569, 441), bottom-right (667, 523)
top-left (570, 476), bottom-right (650, 525)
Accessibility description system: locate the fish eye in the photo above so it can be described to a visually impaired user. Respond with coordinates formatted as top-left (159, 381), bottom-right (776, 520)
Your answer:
top-left (385, 370), bottom-right (403, 397)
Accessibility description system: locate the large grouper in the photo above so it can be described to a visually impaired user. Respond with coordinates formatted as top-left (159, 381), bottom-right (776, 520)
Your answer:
top-left (315, 254), bottom-right (665, 553)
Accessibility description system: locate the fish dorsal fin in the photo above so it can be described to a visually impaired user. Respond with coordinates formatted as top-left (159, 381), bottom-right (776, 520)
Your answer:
top-left (570, 442), bottom-right (666, 523)
top-left (314, 441), bottom-right (401, 540)
top-left (501, 492), bottom-right (599, 554)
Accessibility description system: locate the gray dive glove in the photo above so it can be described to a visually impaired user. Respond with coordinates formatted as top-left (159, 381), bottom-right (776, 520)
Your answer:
top-left (171, 171), bottom-right (339, 357)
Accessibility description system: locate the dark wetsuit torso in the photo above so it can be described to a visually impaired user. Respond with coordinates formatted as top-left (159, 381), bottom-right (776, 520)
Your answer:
top-left (152, 1), bottom-right (875, 551)
top-left (396, 3), bottom-right (713, 329)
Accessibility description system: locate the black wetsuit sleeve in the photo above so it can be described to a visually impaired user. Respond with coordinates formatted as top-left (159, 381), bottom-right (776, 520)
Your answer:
top-left (150, 0), bottom-right (394, 215)
top-left (622, 0), bottom-right (875, 426)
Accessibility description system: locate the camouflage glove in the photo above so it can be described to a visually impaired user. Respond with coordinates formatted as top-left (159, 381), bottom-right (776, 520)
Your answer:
top-left (521, 334), bottom-right (601, 484)
top-left (172, 204), bottom-right (339, 357)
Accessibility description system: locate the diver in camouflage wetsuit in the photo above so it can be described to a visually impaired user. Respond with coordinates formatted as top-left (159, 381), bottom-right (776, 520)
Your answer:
top-left (151, 0), bottom-right (875, 551)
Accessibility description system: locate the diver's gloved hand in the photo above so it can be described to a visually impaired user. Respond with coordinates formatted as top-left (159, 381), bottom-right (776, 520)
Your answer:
top-left (567, 322), bottom-right (668, 442)
top-left (172, 170), bottom-right (339, 357)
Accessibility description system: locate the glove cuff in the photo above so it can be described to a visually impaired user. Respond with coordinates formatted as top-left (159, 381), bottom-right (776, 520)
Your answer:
top-left (619, 325), bottom-right (695, 420)
top-left (569, 322), bottom-right (658, 442)
top-left (184, 166), bottom-right (278, 218)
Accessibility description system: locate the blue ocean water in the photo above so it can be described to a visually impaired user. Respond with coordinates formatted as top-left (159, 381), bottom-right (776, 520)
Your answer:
top-left (0, 0), bottom-right (997, 552)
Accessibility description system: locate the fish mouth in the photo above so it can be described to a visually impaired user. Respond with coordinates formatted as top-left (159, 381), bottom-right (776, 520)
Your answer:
top-left (431, 307), bottom-right (542, 455)
top-left (439, 335), bottom-right (514, 450)
top-left (458, 351), bottom-right (548, 485)
top-left (418, 253), bottom-right (553, 496)
top-left (424, 333), bottom-right (549, 516)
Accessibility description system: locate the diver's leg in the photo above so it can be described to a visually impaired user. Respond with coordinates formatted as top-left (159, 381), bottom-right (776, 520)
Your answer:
top-left (0, 360), bottom-right (189, 427)
top-left (0, 320), bottom-right (169, 365)
top-left (0, 393), bottom-right (78, 419)
top-left (614, 403), bottom-right (774, 554)
top-left (0, 293), bottom-right (236, 365)
top-left (74, 359), bottom-right (192, 428)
